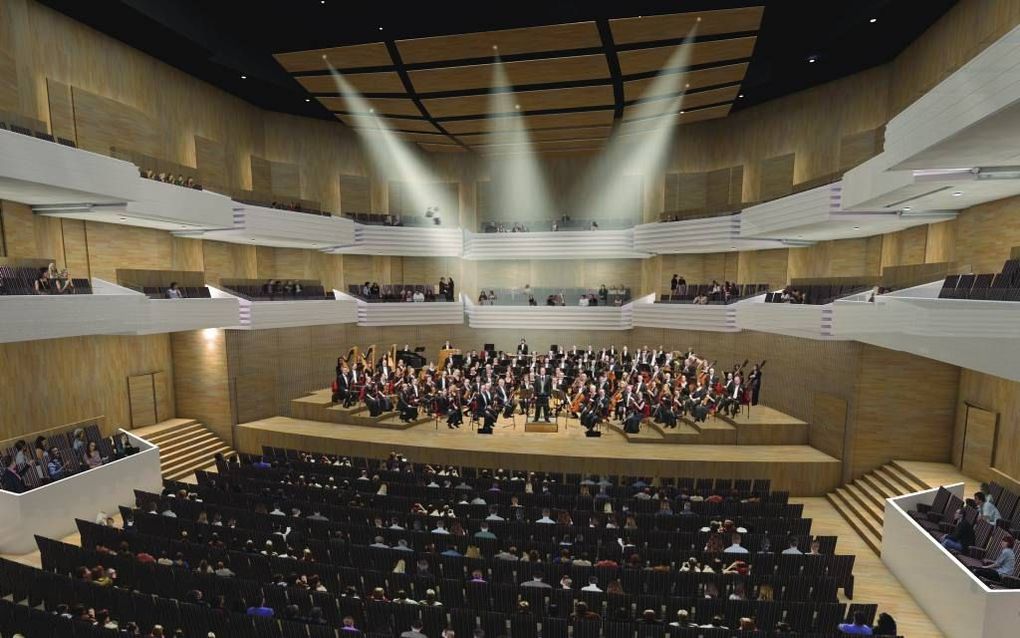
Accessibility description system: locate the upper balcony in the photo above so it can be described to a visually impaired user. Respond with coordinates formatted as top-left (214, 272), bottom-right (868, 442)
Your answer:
top-left (336, 289), bottom-right (464, 327)
top-left (185, 202), bottom-right (355, 249)
top-left (463, 229), bottom-right (643, 260)
top-left (324, 223), bottom-right (463, 257)
top-left (465, 292), bottom-right (650, 330)
top-left (211, 279), bottom-right (357, 329)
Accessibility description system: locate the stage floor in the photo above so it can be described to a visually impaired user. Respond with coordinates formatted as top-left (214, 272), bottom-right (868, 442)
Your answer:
top-left (236, 415), bottom-right (842, 495)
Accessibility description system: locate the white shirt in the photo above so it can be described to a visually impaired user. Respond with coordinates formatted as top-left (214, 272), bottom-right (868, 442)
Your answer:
top-left (781, 547), bottom-right (803, 555)
top-left (536, 516), bottom-right (555, 524)
top-left (581, 584), bottom-right (603, 592)
top-left (723, 544), bottom-right (749, 554)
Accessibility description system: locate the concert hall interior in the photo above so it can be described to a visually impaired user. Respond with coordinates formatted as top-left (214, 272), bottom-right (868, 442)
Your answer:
top-left (2, 1), bottom-right (1020, 637)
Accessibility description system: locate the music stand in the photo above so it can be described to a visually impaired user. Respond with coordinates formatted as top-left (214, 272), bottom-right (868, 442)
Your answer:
top-left (515, 387), bottom-right (533, 430)
top-left (552, 389), bottom-right (568, 429)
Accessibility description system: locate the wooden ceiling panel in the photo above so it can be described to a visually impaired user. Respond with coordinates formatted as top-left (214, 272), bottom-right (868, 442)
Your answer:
top-left (393, 131), bottom-right (455, 143)
top-left (475, 138), bottom-right (605, 154)
top-left (418, 143), bottom-right (465, 153)
top-left (622, 85), bottom-right (739, 120)
top-left (617, 37), bottom-right (757, 75)
top-left (424, 85), bottom-right (614, 118)
top-left (336, 114), bottom-right (440, 133)
top-left (275, 43), bottom-right (393, 72)
top-left (456, 125), bottom-right (611, 145)
top-left (295, 72), bottom-right (406, 94)
top-left (396, 22), bottom-right (601, 63)
top-left (319, 96), bottom-right (421, 117)
top-left (617, 103), bottom-right (732, 134)
top-left (408, 55), bottom-right (609, 94)
top-left (623, 63), bottom-right (747, 100)
top-left (442, 109), bottom-right (615, 134)
top-left (611, 7), bottom-right (764, 45)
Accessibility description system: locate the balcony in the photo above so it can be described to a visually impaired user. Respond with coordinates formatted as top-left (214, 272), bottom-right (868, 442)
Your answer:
top-left (632, 302), bottom-right (739, 332)
top-left (324, 224), bottom-right (463, 257)
top-left (188, 202), bottom-right (355, 249)
top-left (463, 229), bottom-right (643, 260)
top-left (465, 294), bottom-right (650, 330)
top-left (210, 285), bottom-right (357, 329)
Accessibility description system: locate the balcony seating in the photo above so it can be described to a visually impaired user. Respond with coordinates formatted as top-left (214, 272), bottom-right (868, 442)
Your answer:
top-left (1, 422), bottom-right (116, 492)
top-left (480, 287), bottom-right (632, 306)
top-left (658, 284), bottom-right (767, 305)
top-left (0, 117), bottom-right (75, 148)
top-left (140, 285), bottom-right (212, 300)
top-left (764, 284), bottom-right (871, 305)
top-left (342, 212), bottom-right (439, 227)
top-left (481, 218), bottom-right (633, 233)
top-left (907, 483), bottom-right (1020, 589)
top-left (0, 265), bottom-right (92, 295)
top-left (349, 283), bottom-right (446, 302)
top-left (220, 279), bottom-right (330, 301)
top-left (939, 260), bottom-right (1020, 300)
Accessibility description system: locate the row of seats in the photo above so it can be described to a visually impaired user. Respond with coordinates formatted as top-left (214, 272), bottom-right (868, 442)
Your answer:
top-left (939, 260), bottom-right (1020, 300)
top-left (0, 265), bottom-right (92, 295)
top-left (2, 422), bottom-right (114, 491)
top-left (658, 284), bottom-right (768, 305)
top-left (764, 284), bottom-right (871, 305)
top-left (141, 285), bottom-right (211, 300)
top-left (342, 213), bottom-right (436, 227)
top-left (221, 282), bottom-right (330, 302)
top-left (1, 119), bottom-right (76, 147)
top-left (348, 284), bottom-right (449, 302)
top-left (479, 287), bottom-right (631, 306)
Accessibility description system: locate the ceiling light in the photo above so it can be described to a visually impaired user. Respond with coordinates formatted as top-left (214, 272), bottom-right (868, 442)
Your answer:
top-left (738, 93), bottom-right (744, 98)
top-left (378, 26), bottom-right (383, 31)
top-left (514, 104), bottom-right (520, 110)
top-left (369, 108), bottom-right (375, 113)
top-left (852, 226), bottom-right (860, 230)
top-left (808, 56), bottom-right (817, 63)
top-left (240, 74), bottom-right (247, 79)
top-left (321, 54), bottom-right (328, 60)
top-left (119, 216), bottom-right (127, 221)
top-left (492, 45), bottom-right (498, 51)
top-left (869, 17), bottom-right (877, 23)
top-left (305, 98), bottom-right (311, 102)
top-left (729, 246), bottom-right (736, 250)
top-left (696, 16), bottom-right (701, 22)
top-left (952, 191), bottom-right (963, 196)
top-left (680, 110), bottom-right (685, 114)
top-left (902, 206), bottom-right (912, 211)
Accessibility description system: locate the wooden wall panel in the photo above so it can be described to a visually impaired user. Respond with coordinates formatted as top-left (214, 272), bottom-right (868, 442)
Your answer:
top-left (269, 159), bottom-right (301, 199)
top-left (194, 136), bottom-right (227, 194)
top-left (0, 334), bottom-right (173, 440)
top-left (954, 369), bottom-right (1020, 486)
top-left (152, 370), bottom-right (171, 422)
top-left (0, 49), bottom-right (17, 113)
top-left (60, 219), bottom-right (89, 277)
top-left (127, 373), bottom-right (156, 427)
top-left (812, 393), bottom-right (847, 461)
top-left (70, 86), bottom-right (159, 156)
top-left (83, 221), bottom-right (174, 281)
top-left (924, 220), bottom-right (958, 265)
top-left (339, 174), bottom-right (371, 213)
top-left (952, 195), bottom-right (1020, 273)
top-left (960, 405), bottom-right (998, 481)
top-left (1, 200), bottom-right (38, 258)
top-left (171, 329), bottom-right (234, 444)
top-left (202, 241), bottom-right (257, 285)
top-left (737, 248), bottom-right (789, 288)
top-left (758, 153), bottom-right (795, 201)
top-left (676, 172), bottom-right (707, 211)
top-left (45, 78), bottom-right (75, 142)
top-left (250, 156), bottom-right (272, 194)
top-left (849, 345), bottom-right (960, 478)
top-left (838, 127), bottom-right (884, 171)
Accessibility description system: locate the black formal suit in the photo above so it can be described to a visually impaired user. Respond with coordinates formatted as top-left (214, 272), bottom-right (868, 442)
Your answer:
top-left (475, 391), bottom-right (494, 433)
top-left (533, 375), bottom-right (551, 422)
top-left (2, 467), bottom-right (25, 493)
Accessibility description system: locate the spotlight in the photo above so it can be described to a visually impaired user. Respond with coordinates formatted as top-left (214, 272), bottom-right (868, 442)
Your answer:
top-left (807, 56), bottom-right (817, 63)
top-left (869, 18), bottom-right (877, 23)
top-left (321, 54), bottom-right (328, 60)
top-left (514, 104), bottom-right (520, 110)
top-left (305, 98), bottom-right (311, 102)
top-left (696, 16), bottom-right (701, 22)
top-left (240, 74), bottom-right (247, 79)
top-left (952, 191), bottom-right (963, 197)
top-left (738, 93), bottom-right (744, 98)
top-left (492, 45), bottom-right (499, 51)
top-left (378, 26), bottom-right (383, 31)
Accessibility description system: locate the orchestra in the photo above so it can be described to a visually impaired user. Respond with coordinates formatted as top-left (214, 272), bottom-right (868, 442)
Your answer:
top-left (331, 341), bottom-right (765, 436)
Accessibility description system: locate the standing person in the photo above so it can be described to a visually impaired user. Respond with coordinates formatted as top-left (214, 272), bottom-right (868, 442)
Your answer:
top-left (533, 367), bottom-right (551, 423)
top-left (670, 274), bottom-right (679, 298)
top-left (748, 361), bottom-right (766, 406)
top-left (439, 277), bottom-right (449, 301)
top-left (447, 277), bottom-right (456, 302)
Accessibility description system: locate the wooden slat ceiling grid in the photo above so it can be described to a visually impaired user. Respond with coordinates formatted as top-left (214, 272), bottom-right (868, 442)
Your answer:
top-left (455, 125), bottom-right (612, 145)
top-left (275, 7), bottom-right (763, 151)
top-left (441, 110), bottom-right (616, 135)
top-left (417, 143), bottom-right (465, 153)
top-left (622, 85), bottom-right (740, 120)
top-left (622, 63), bottom-right (748, 101)
top-left (610, 7), bottom-right (765, 44)
top-left (475, 138), bottom-right (606, 154)
top-left (408, 55), bottom-right (610, 94)
top-left (617, 37), bottom-right (758, 75)
top-left (424, 85), bottom-right (615, 118)
top-left (318, 96), bottom-right (421, 117)
top-left (396, 22), bottom-right (602, 63)
top-left (295, 72), bottom-right (406, 94)
top-left (274, 42), bottom-right (393, 72)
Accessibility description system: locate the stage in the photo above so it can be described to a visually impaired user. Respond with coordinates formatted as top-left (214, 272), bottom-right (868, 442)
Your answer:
top-left (235, 413), bottom-right (842, 496)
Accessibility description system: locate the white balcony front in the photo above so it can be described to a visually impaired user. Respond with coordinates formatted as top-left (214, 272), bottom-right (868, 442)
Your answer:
top-left (0, 129), bottom-right (138, 205)
top-left (632, 302), bottom-right (739, 332)
top-left (465, 295), bottom-right (642, 330)
top-left (132, 297), bottom-right (242, 334)
top-left (335, 292), bottom-right (464, 327)
top-left (191, 203), bottom-right (355, 249)
top-left (325, 224), bottom-right (463, 257)
top-left (735, 295), bottom-right (838, 340)
top-left (634, 216), bottom-right (787, 254)
top-left (833, 282), bottom-right (1020, 382)
top-left (463, 229), bottom-right (644, 260)
top-left (209, 286), bottom-right (358, 329)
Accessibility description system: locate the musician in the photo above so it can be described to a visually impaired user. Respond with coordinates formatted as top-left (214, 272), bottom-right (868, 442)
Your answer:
top-left (333, 366), bottom-right (351, 404)
top-left (399, 378), bottom-right (421, 422)
top-left (748, 362), bottom-right (765, 405)
top-left (654, 389), bottom-right (677, 428)
top-left (476, 383), bottom-right (495, 434)
top-left (495, 378), bottom-right (515, 420)
top-left (623, 390), bottom-right (644, 434)
top-left (517, 338), bottom-right (529, 355)
top-left (533, 367), bottom-right (552, 423)
top-left (365, 383), bottom-right (392, 417)
top-left (437, 388), bottom-right (461, 429)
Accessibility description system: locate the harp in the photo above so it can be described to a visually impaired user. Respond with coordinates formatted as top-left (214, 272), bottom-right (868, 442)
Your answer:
top-left (363, 344), bottom-right (376, 370)
top-left (341, 346), bottom-right (359, 367)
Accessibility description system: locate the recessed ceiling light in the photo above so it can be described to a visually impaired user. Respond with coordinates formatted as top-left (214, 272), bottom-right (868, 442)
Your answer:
top-left (181, 225), bottom-right (188, 229)
top-left (378, 26), bottom-right (383, 31)
top-left (492, 45), bottom-right (498, 51)
top-left (119, 216), bottom-right (127, 221)
top-left (808, 56), bottom-right (818, 63)
top-left (869, 17), bottom-right (877, 23)
top-left (369, 108), bottom-right (375, 113)
top-left (952, 191), bottom-right (963, 196)
top-left (321, 54), bottom-right (328, 60)
top-left (738, 93), bottom-right (744, 98)
top-left (696, 16), bottom-right (701, 22)
top-left (305, 98), bottom-right (311, 102)
top-left (852, 226), bottom-right (860, 230)
top-left (514, 104), bottom-right (520, 110)
top-left (903, 206), bottom-right (912, 211)
top-left (680, 110), bottom-right (685, 114)
top-left (240, 74), bottom-right (247, 79)
top-left (729, 246), bottom-right (736, 250)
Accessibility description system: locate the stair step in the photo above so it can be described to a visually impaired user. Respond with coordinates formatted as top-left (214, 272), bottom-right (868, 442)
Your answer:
top-left (147, 424), bottom-right (206, 446)
top-left (828, 490), bottom-right (882, 556)
top-left (852, 479), bottom-right (889, 512)
top-left (164, 449), bottom-right (234, 481)
top-left (158, 431), bottom-right (220, 456)
top-left (161, 440), bottom-right (229, 471)
top-left (869, 467), bottom-right (910, 496)
top-left (162, 443), bottom-right (234, 476)
top-left (886, 462), bottom-right (930, 492)
top-left (885, 459), bottom-right (934, 489)
top-left (859, 474), bottom-right (897, 501)
top-left (837, 486), bottom-right (884, 539)
top-left (876, 465), bottom-right (922, 494)
top-left (843, 483), bottom-right (885, 524)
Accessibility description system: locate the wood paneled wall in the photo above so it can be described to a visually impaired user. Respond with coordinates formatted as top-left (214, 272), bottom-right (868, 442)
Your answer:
top-left (0, 333), bottom-right (173, 440)
top-left (171, 329), bottom-right (233, 444)
top-left (954, 369), bottom-right (1020, 490)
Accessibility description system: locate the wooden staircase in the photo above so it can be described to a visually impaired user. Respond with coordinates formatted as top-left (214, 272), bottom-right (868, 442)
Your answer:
top-left (133, 419), bottom-right (237, 481)
top-left (826, 461), bottom-right (930, 555)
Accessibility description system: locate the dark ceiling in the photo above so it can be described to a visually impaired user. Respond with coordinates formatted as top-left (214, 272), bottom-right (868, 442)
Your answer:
top-left (40, 0), bottom-right (957, 124)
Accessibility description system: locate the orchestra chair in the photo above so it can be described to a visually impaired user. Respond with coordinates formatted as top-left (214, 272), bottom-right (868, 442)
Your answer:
top-left (431, 399), bottom-right (442, 431)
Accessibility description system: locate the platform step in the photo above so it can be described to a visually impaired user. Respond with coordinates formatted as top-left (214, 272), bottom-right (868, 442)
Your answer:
top-left (828, 489), bottom-right (882, 555)
top-left (884, 463), bottom-right (930, 493)
top-left (136, 420), bottom-right (238, 481)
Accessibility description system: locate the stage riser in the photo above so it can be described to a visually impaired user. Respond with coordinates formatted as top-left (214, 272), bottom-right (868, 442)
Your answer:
top-left (236, 420), bottom-right (842, 496)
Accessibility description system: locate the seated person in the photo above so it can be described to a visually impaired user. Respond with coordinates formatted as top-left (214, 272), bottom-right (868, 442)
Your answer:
top-left (46, 447), bottom-right (66, 480)
top-left (165, 282), bottom-right (184, 299)
top-left (84, 440), bottom-right (104, 469)
top-left (837, 611), bottom-right (873, 635)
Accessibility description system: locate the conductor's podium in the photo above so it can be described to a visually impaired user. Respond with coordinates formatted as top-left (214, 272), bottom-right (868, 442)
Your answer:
top-left (524, 421), bottom-right (559, 433)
